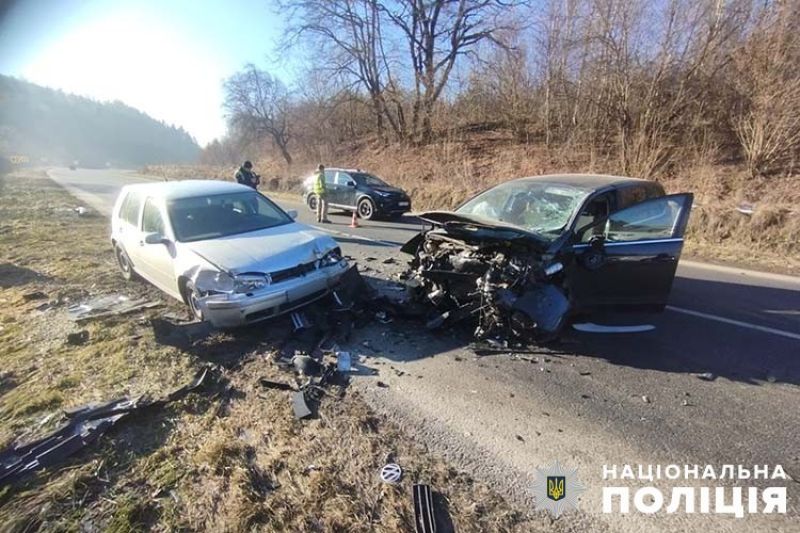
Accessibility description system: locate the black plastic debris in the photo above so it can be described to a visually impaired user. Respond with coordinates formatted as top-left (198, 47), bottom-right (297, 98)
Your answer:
top-left (22, 291), bottom-right (47, 302)
top-left (292, 355), bottom-right (322, 377)
top-left (66, 330), bottom-right (89, 346)
top-left (413, 484), bottom-right (436, 533)
top-left (259, 378), bottom-right (295, 392)
top-left (0, 366), bottom-right (214, 486)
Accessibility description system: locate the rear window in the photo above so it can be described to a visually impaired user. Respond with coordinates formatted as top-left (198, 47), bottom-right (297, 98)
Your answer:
top-left (120, 192), bottom-right (143, 226)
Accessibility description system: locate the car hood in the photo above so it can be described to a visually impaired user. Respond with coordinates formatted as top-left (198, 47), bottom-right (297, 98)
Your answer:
top-left (186, 222), bottom-right (338, 274)
top-left (415, 211), bottom-right (549, 247)
top-left (372, 186), bottom-right (406, 195)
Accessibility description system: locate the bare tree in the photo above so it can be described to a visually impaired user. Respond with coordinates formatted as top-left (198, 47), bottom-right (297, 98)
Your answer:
top-left (733, 2), bottom-right (800, 176)
top-left (280, 0), bottom-right (403, 142)
top-left (381, 0), bottom-right (521, 142)
top-left (223, 65), bottom-right (293, 165)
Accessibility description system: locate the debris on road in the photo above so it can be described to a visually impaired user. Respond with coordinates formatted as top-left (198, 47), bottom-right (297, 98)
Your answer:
top-left (21, 290), bottom-right (47, 302)
top-left (293, 354), bottom-right (322, 376)
top-left (0, 366), bottom-right (215, 486)
top-left (695, 372), bottom-right (716, 381)
top-left (66, 330), bottom-right (89, 346)
top-left (68, 293), bottom-right (160, 322)
top-left (413, 483), bottom-right (437, 533)
top-left (292, 390), bottom-right (313, 419)
top-left (642, 395), bottom-right (651, 403)
top-left (336, 351), bottom-right (352, 372)
top-left (380, 462), bottom-right (403, 484)
top-left (259, 378), bottom-right (295, 391)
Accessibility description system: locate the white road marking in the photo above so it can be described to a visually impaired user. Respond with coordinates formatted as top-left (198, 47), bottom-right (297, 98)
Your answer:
top-left (573, 323), bottom-right (655, 333)
top-left (666, 305), bottom-right (800, 341)
top-left (679, 260), bottom-right (800, 285)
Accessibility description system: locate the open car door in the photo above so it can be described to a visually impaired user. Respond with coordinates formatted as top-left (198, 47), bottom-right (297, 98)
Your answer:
top-left (567, 193), bottom-right (693, 312)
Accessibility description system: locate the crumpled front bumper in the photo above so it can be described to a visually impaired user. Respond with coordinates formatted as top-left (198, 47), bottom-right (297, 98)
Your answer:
top-left (196, 260), bottom-right (349, 328)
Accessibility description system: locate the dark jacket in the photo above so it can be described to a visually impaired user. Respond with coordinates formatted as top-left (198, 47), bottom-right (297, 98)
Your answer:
top-left (235, 167), bottom-right (259, 188)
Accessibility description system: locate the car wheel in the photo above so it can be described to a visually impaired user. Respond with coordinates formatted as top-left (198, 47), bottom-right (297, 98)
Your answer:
top-left (357, 197), bottom-right (375, 220)
top-left (307, 194), bottom-right (318, 212)
top-left (184, 280), bottom-right (204, 321)
top-left (115, 244), bottom-right (136, 281)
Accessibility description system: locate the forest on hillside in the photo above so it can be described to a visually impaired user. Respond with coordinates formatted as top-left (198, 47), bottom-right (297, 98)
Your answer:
top-left (0, 75), bottom-right (200, 167)
top-left (207, 0), bottom-right (798, 182)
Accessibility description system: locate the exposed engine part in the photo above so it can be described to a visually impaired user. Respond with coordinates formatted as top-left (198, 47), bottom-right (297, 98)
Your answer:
top-left (406, 230), bottom-right (569, 343)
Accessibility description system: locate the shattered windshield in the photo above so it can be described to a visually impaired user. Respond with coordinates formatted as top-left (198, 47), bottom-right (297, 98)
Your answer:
top-left (457, 181), bottom-right (588, 240)
top-left (168, 191), bottom-right (291, 242)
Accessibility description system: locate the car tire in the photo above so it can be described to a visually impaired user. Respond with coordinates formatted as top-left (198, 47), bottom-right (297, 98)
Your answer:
top-left (357, 197), bottom-right (376, 220)
top-left (307, 194), bottom-right (318, 212)
top-left (183, 280), bottom-right (204, 321)
top-left (115, 244), bottom-right (136, 281)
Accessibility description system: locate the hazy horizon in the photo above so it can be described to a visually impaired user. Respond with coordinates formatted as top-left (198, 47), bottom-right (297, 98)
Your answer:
top-left (0, 0), bottom-right (288, 146)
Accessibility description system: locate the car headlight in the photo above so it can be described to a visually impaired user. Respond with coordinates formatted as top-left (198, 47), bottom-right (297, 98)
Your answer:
top-left (194, 270), bottom-right (235, 294)
top-left (318, 247), bottom-right (344, 268)
top-left (234, 274), bottom-right (269, 293)
top-left (374, 190), bottom-right (392, 197)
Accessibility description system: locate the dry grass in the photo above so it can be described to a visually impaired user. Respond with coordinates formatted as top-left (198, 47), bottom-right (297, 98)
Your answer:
top-left (0, 171), bottom-right (541, 531)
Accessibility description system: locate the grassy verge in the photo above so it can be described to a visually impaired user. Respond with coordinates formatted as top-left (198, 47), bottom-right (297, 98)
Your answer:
top-left (0, 171), bottom-right (539, 531)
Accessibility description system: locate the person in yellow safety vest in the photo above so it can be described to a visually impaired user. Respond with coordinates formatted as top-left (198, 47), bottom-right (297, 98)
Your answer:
top-left (313, 164), bottom-right (331, 223)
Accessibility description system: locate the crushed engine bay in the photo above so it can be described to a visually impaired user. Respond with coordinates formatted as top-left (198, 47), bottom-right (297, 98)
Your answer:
top-left (400, 213), bottom-right (570, 343)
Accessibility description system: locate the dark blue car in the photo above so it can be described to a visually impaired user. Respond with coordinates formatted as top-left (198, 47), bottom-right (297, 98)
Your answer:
top-left (302, 167), bottom-right (411, 220)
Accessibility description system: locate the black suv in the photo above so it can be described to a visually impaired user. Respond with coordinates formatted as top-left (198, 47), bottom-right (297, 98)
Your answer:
top-left (302, 168), bottom-right (411, 220)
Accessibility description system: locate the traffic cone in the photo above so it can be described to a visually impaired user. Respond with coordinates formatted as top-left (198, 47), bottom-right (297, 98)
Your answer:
top-left (349, 210), bottom-right (360, 228)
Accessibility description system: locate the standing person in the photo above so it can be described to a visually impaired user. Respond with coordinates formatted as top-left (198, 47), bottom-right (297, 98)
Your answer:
top-left (313, 164), bottom-right (331, 223)
top-left (234, 160), bottom-right (260, 189)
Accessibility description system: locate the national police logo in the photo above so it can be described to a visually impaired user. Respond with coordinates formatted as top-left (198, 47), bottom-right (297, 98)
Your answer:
top-left (547, 476), bottom-right (565, 501)
top-left (533, 460), bottom-right (586, 517)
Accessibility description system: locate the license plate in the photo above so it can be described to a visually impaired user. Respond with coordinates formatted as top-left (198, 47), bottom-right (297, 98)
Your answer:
top-left (398, 201), bottom-right (409, 207)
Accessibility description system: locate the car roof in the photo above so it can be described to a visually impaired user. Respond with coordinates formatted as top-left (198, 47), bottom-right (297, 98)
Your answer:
top-left (514, 173), bottom-right (654, 190)
top-left (319, 167), bottom-right (367, 173)
top-left (121, 179), bottom-right (251, 200)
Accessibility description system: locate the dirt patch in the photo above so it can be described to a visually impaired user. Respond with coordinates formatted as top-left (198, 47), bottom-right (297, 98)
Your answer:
top-left (0, 172), bottom-right (543, 531)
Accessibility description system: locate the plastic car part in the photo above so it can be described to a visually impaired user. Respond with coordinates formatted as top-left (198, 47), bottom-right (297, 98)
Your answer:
top-left (413, 484), bottom-right (437, 533)
top-left (0, 366), bottom-right (213, 486)
top-left (380, 463), bottom-right (403, 484)
top-left (292, 390), bottom-right (313, 419)
top-left (511, 284), bottom-right (570, 337)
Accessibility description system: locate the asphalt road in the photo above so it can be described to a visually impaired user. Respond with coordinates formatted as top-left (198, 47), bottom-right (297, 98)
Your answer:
top-left (49, 168), bottom-right (800, 532)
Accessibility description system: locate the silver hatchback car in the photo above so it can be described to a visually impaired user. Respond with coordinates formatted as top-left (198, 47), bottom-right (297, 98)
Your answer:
top-left (110, 180), bottom-right (348, 327)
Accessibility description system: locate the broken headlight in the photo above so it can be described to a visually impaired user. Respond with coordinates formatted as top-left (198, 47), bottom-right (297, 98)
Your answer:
top-left (194, 270), bottom-right (235, 294)
top-left (318, 247), bottom-right (344, 268)
top-left (234, 274), bottom-right (269, 293)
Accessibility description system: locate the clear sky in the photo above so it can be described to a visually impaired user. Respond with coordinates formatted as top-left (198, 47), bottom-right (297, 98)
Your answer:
top-left (0, 0), bottom-right (287, 146)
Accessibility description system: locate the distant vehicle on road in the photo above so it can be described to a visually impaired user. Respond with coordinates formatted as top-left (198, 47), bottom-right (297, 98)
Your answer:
top-left (302, 168), bottom-right (411, 220)
top-left (111, 180), bottom-right (348, 327)
top-left (402, 174), bottom-right (694, 341)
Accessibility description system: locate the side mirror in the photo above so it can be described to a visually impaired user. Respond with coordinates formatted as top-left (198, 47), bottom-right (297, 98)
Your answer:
top-left (346, 181), bottom-right (356, 187)
top-left (286, 209), bottom-right (298, 220)
top-left (589, 234), bottom-right (605, 251)
top-left (144, 232), bottom-right (167, 245)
